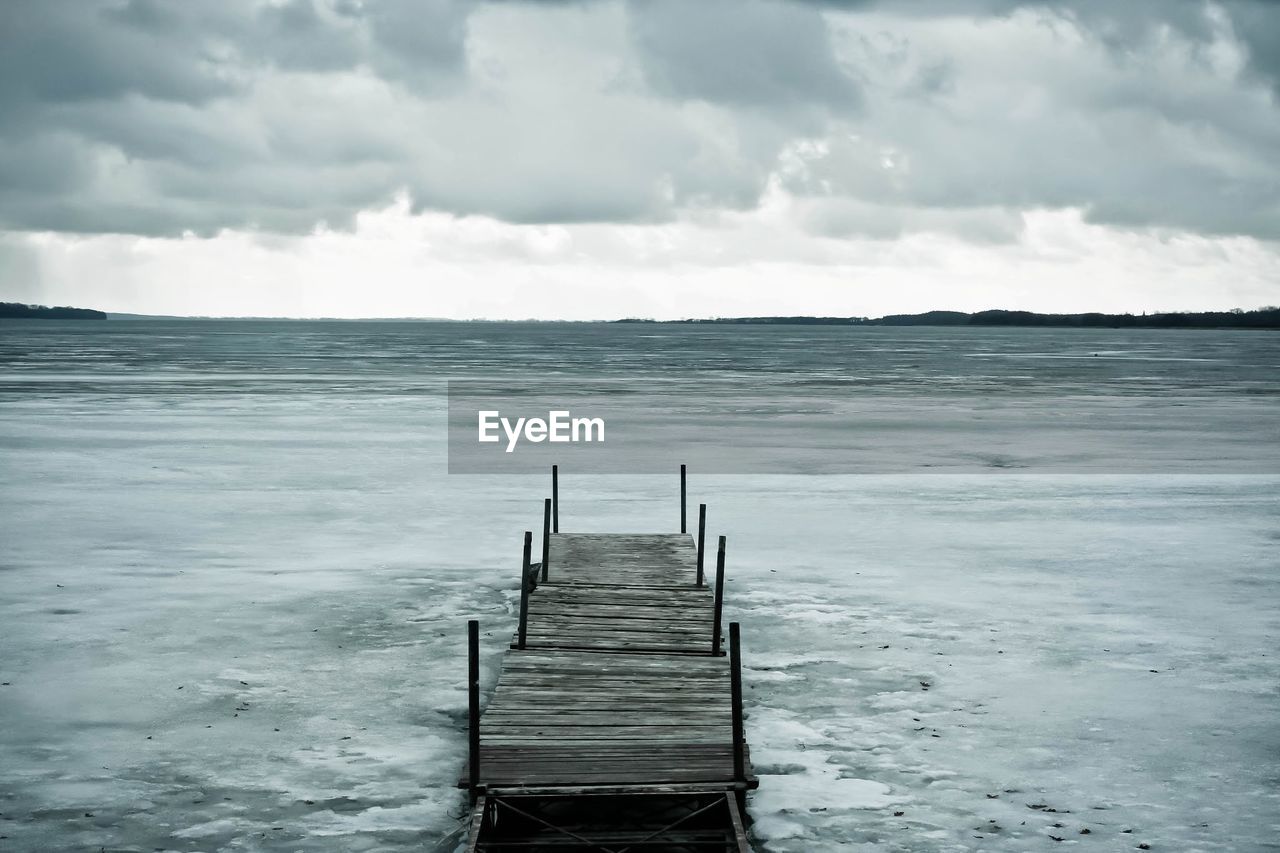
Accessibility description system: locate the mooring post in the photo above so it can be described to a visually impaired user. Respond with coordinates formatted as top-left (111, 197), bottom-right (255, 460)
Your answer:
top-left (467, 619), bottom-right (481, 803)
top-left (551, 465), bottom-right (559, 533)
top-left (711, 535), bottom-right (726, 655)
top-left (729, 622), bottom-right (745, 783)
top-left (680, 463), bottom-right (687, 533)
top-left (541, 498), bottom-right (551, 583)
top-left (696, 503), bottom-right (707, 587)
top-left (517, 531), bottom-right (532, 649)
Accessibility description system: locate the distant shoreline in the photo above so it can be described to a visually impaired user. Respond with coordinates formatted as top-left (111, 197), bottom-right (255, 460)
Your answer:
top-left (2, 303), bottom-right (1277, 328)
top-left (616, 308), bottom-right (1280, 329)
top-left (0, 302), bottom-right (106, 320)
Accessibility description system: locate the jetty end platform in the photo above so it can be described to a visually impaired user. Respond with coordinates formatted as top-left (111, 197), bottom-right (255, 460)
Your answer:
top-left (459, 465), bottom-right (757, 852)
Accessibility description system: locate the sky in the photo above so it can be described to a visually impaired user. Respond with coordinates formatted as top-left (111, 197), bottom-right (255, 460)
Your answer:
top-left (1, 0), bottom-right (1278, 319)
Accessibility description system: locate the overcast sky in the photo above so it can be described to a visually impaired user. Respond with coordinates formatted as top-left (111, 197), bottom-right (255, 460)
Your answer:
top-left (1, 0), bottom-right (1278, 318)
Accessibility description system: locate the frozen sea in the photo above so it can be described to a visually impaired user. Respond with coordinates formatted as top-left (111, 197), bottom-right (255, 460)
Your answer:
top-left (1, 320), bottom-right (1278, 852)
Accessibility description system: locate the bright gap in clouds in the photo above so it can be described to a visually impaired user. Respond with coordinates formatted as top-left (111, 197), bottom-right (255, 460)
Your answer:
top-left (10, 192), bottom-right (1277, 319)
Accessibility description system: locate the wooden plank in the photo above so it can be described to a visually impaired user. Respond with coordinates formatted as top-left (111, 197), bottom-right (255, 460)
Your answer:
top-left (493, 681), bottom-right (727, 692)
top-left (515, 633), bottom-right (714, 647)
top-left (503, 649), bottom-right (723, 666)
top-left (483, 696), bottom-right (731, 710)
top-left (481, 758), bottom-right (740, 769)
top-left (519, 631), bottom-right (712, 644)
top-left (532, 584), bottom-right (705, 595)
top-left (487, 694), bottom-right (729, 706)
top-left (483, 726), bottom-right (731, 733)
top-left (512, 637), bottom-right (711, 650)
top-left (726, 792), bottom-right (751, 852)
top-left (525, 606), bottom-right (714, 623)
top-left (485, 712), bottom-right (730, 722)
top-left (486, 698), bottom-right (730, 710)
top-left (532, 615), bottom-right (704, 631)
top-left (495, 672), bottom-right (727, 683)
top-left (481, 745), bottom-right (741, 755)
top-left (481, 768), bottom-right (742, 778)
top-left (481, 728), bottom-right (737, 737)
top-left (482, 783), bottom-right (741, 796)
top-left (490, 679), bottom-right (729, 690)
top-left (531, 587), bottom-right (710, 601)
top-left (524, 614), bottom-right (711, 627)
top-left (540, 578), bottom-right (696, 587)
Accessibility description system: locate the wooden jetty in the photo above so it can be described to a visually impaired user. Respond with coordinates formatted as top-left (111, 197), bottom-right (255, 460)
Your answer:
top-left (461, 465), bottom-right (757, 852)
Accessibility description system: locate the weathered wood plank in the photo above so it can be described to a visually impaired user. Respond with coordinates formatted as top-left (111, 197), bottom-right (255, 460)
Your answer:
top-left (525, 607), bottom-right (714, 623)
top-left (482, 783), bottom-right (745, 796)
top-left (727, 792), bottom-right (751, 852)
top-left (503, 648), bottom-right (721, 664)
top-left (487, 693), bottom-right (729, 705)
top-left (480, 725), bottom-right (733, 740)
top-left (488, 691), bottom-right (732, 701)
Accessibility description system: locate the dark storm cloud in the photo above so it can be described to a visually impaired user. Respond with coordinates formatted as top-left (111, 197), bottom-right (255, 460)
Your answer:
top-left (1227, 0), bottom-right (1280, 89)
top-left (0, 0), bottom-right (473, 108)
top-left (0, 0), bottom-right (471, 235)
top-left (627, 0), bottom-right (860, 112)
top-left (0, 0), bottom-right (1277, 239)
top-left (0, 2), bottom-right (235, 108)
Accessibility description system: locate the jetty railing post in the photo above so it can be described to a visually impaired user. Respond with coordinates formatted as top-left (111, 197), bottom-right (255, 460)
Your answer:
top-left (517, 531), bottom-right (532, 650)
top-left (696, 503), bottom-right (707, 587)
top-left (680, 463), bottom-right (687, 533)
top-left (711, 535), bottom-right (726, 655)
top-left (541, 498), bottom-right (551, 583)
top-left (551, 465), bottom-right (559, 533)
top-left (729, 622), bottom-right (745, 783)
top-left (467, 619), bottom-right (481, 803)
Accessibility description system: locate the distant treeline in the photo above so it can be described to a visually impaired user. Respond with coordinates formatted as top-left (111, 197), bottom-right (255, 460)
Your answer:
top-left (0, 302), bottom-right (107, 320)
top-left (617, 308), bottom-right (1280, 329)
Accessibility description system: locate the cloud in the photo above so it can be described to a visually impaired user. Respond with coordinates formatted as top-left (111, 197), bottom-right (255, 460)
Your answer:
top-left (0, 234), bottom-right (44, 304)
top-left (0, 2), bottom-right (232, 115)
top-left (626, 0), bottom-right (860, 113)
top-left (0, 0), bottom-right (1277, 243)
top-left (786, 6), bottom-right (1280, 238)
top-left (13, 197), bottom-right (1278, 318)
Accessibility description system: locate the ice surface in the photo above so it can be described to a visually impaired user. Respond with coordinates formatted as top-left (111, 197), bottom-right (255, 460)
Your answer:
top-left (1, 321), bottom-right (1278, 851)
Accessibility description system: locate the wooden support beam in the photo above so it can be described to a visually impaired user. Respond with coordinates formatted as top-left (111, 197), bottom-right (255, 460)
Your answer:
top-left (552, 465), bottom-right (559, 532)
top-left (517, 532), bottom-right (532, 649)
top-left (467, 620), bottom-right (481, 802)
top-left (680, 463), bottom-right (687, 533)
top-left (463, 795), bottom-right (486, 852)
top-left (711, 536), bottom-right (726, 656)
top-left (696, 503), bottom-right (707, 587)
top-left (541, 497), bottom-right (551, 583)
top-left (725, 791), bottom-right (751, 852)
top-left (729, 622), bottom-right (745, 783)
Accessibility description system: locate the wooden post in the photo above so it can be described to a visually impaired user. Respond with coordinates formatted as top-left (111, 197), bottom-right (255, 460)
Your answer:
top-left (464, 795), bottom-right (487, 849)
top-left (467, 619), bottom-right (481, 802)
top-left (551, 465), bottom-right (559, 533)
top-left (725, 792), bottom-right (750, 851)
top-left (711, 535), bottom-right (726, 655)
top-left (517, 531), bottom-right (532, 649)
top-left (729, 622), bottom-right (745, 783)
top-left (541, 498), bottom-right (551, 583)
top-left (680, 463), bottom-right (687, 533)
top-left (696, 503), bottom-right (707, 587)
